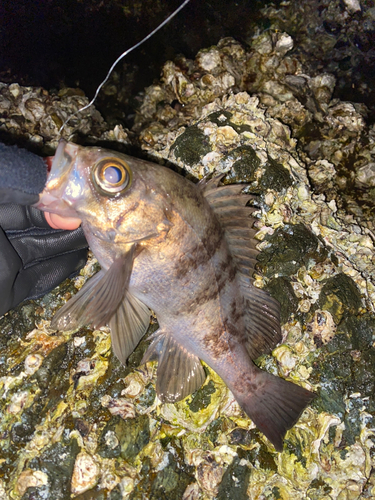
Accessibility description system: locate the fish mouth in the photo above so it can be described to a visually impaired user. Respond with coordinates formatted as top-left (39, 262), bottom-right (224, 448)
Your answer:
top-left (34, 190), bottom-right (79, 218)
top-left (33, 139), bottom-right (83, 218)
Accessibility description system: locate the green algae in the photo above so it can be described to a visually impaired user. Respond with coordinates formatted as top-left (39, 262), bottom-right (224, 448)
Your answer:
top-left (171, 125), bottom-right (211, 165)
top-left (284, 434), bottom-right (307, 468)
top-left (222, 145), bottom-right (261, 184)
top-left (148, 457), bottom-right (193, 500)
top-left (306, 478), bottom-right (333, 499)
top-left (205, 110), bottom-right (252, 134)
top-left (137, 382), bottom-right (156, 409)
top-left (88, 354), bottom-right (130, 415)
top-left (265, 277), bottom-right (299, 323)
top-left (98, 414), bottom-right (150, 462)
top-left (129, 454), bottom-right (194, 500)
top-left (311, 313), bottom-right (375, 444)
top-left (39, 276), bottom-right (84, 322)
top-left (0, 341), bottom-right (74, 481)
top-left (318, 273), bottom-right (362, 324)
top-left (22, 436), bottom-right (79, 500)
top-left (339, 314), bottom-right (375, 353)
top-left (188, 379), bottom-right (216, 412)
top-left (260, 157), bottom-right (293, 191)
top-left (89, 322), bottom-right (157, 416)
top-left (204, 416), bottom-right (226, 444)
top-left (109, 485), bottom-right (122, 500)
top-left (28, 342), bottom-right (72, 418)
top-left (32, 342), bottom-right (70, 390)
top-left (222, 144), bottom-right (292, 190)
top-left (271, 486), bottom-right (282, 499)
top-left (9, 342), bottom-right (70, 448)
top-left (206, 110), bottom-right (233, 126)
top-left (257, 223), bottom-right (328, 278)
top-left (0, 303), bottom-right (37, 362)
top-left (216, 457), bottom-right (251, 500)
top-left (232, 429), bottom-right (278, 472)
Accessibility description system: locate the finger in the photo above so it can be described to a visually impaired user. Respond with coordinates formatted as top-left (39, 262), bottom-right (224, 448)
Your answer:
top-left (45, 212), bottom-right (82, 230)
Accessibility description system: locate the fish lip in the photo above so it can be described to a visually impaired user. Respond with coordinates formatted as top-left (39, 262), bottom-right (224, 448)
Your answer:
top-left (34, 190), bottom-right (79, 218)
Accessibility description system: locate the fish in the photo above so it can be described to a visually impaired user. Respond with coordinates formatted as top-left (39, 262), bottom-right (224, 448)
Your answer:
top-left (36, 139), bottom-right (315, 451)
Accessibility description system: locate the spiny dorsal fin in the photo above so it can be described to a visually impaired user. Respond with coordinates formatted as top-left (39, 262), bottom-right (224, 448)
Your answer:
top-left (199, 175), bottom-right (259, 274)
top-left (200, 176), bottom-right (282, 358)
top-left (141, 329), bottom-right (206, 403)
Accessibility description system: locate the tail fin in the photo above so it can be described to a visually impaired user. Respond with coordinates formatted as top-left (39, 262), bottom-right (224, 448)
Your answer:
top-left (237, 372), bottom-right (315, 452)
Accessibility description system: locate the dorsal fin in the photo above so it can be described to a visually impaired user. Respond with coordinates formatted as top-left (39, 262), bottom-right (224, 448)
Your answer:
top-left (200, 176), bottom-right (282, 358)
top-left (199, 175), bottom-right (259, 274)
top-left (238, 274), bottom-right (282, 358)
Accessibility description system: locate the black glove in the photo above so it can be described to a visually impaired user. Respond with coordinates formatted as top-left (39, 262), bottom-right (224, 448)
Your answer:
top-left (0, 143), bottom-right (88, 317)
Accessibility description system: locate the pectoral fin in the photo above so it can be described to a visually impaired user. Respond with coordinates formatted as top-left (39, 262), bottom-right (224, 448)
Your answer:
top-left (110, 292), bottom-right (150, 365)
top-left (142, 330), bottom-right (206, 403)
top-left (51, 245), bottom-right (135, 331)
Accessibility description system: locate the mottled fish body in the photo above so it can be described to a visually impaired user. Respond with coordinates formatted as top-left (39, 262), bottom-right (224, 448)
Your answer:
top-left (37, 139), bottom-right (314, 451)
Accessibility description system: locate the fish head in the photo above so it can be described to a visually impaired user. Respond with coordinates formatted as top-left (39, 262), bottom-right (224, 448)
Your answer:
top-left (36, 139), bottom-right (171, 244)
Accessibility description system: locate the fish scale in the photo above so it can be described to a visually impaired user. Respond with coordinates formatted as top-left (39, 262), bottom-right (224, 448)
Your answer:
top-left (36, 139), bottom-right (315, 451)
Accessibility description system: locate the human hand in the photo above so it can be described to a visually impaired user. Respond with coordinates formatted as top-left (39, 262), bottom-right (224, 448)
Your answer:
top-left (0, 143), bottom-right (87, 317)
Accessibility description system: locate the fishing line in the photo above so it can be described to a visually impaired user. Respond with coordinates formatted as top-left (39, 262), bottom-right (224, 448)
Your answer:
top-left (59, 0), bottom-right (191, 135)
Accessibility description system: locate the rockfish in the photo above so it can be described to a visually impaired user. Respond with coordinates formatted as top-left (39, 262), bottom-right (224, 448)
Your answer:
top-left (36, 139), bottom-right (315, 451)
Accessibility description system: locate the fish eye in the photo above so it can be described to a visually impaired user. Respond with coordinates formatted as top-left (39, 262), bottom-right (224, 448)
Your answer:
top-left (93, 158), bottom-right (132, 195)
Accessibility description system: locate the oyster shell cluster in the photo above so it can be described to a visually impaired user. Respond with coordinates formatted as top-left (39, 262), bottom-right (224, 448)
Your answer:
top-left (0, 7), bottom-right (374, 500)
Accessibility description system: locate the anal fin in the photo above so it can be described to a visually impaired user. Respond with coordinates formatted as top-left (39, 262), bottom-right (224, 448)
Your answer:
top-left (142, 330), bottom-right (206, 403)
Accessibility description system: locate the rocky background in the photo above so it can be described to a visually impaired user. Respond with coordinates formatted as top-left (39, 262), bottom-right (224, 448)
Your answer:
top-left (0, 0), bottom-right (375, 498)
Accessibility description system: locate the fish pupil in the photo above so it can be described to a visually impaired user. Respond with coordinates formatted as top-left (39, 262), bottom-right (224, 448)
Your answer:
top-left (104, 165), bottom-right (123, 184)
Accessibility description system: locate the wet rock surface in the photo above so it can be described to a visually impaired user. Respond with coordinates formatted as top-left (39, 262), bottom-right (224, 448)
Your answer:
top-left (1, 1), bottom-right (375, 498)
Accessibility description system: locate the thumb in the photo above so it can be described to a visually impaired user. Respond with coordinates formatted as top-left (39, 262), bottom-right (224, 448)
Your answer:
top-left (44, 212), bottom-right (82, 230)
